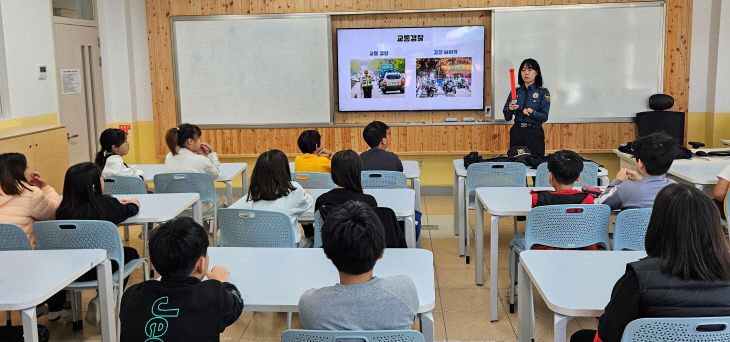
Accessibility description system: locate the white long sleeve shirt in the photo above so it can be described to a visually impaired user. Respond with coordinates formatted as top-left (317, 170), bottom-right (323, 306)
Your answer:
top-left (101, 155), bottom-right (144, 178)
top-left (164, 147), bottom-right (221, 180)
top-left (239, 181), bottom-right (313, 243)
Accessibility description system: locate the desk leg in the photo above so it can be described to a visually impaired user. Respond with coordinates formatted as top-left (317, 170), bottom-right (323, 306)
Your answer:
top-left (475, 199), bottom-right (484, 284)
top-left (192, 199), bottom-right (203, 225)
top-left (453, 170), bottom-right (459, 237)
top-left (413, 177), bottom-right (421, 213)
top-left (554, 314), bottom-right (570, 342)
top-left (404, 216), bottom-right (416, 248)
top-left (489, 213), bottom-right (501, 321)
top-left (96, 259), bottom-right (117, 342)
top-left (20, 308), bottom-right (38, 342)
top-left (225, 181), bottom-right (233, 206)
top-left (241, 169), bottom-right (249, 197)
top-left (419, 311), bottom-right (435, 342)
top-left (517, 261), bottom-right (533, 342)
top-left (457, 176), bottom-right (466, 255)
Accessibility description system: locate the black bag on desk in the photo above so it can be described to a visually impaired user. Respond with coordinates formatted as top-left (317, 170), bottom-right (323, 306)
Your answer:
top-left (0, 325), bottom-right (49, 342)
top-left (617, 141), bottom-right (692, 160)
top-left (463, 151), bottom-right (485, 169)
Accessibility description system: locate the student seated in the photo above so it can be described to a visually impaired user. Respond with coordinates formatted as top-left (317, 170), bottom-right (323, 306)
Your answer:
top-left (120, 217), bottom-right (243, 342)
top-left (596, 132), bottom-right (675, 209)
top-left (294, 129), bottom-right (332, 173)
top-left (0, 152), bottom-right (60, 249)
top-left (360, 121), bottom-right (403, 172)
top-left (570, 183), bottom-right (730, 342)
top-left (315, 150), bottom-right (377, 212)
top-left (530, 150), bottom-right (595, 207)
top-left (48, 162), bottom-right (141, 323)
top-left (96, 128), bottom-right (144, 179)
top-left (240, 149), bottom-right (313, 247)
top-left (164, 123), bottom-right (220, 180)
top-left (298, 200), bottom-right (418, 330)
top-left (713, 164), bottom-right (729, 219)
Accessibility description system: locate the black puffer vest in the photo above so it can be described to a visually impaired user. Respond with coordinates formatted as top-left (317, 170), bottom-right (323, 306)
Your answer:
top-left (630, 257), bottom-right (730, 317)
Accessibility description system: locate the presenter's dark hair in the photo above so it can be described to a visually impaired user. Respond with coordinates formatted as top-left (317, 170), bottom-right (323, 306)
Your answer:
top-left (297, 130), bottom-right (322, 154)
top-left (518, 58), bottom-right (543, 88)
top-left (645, 184), bottom-right (730, 281)
top-left (322, 200), bottom-right (385, 275)
top-left (247, 149), bottom-right (296, 202)
top-left (0, 153), bottom-right (31, 195)
top-left (363, 121), bottom-right (389, 148)
top-left (56, 162), bottom-right (105, 220)
top-left (95, 128), bottom-right (128, 169)
top-left (547, 150), bottom-right (583, 185)
top-left (149, 217), bottom-right (209, 277)
top-left (165, 123), bottom-right (202, 155)
top-left (631, 132), bottom-right (674, 175)
top-left (331, 150), bottom-right (364, 193)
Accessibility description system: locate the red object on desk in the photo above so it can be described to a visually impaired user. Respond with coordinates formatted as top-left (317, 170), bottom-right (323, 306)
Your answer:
top-left (509, 69), bottom-right (516, 101)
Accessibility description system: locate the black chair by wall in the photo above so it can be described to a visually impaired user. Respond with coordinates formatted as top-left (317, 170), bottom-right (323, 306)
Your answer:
top-left (635, 94), bottom-right (686, 146)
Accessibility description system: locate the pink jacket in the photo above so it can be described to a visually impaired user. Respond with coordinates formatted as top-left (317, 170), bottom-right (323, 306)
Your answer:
top-left (0, 184), bottom-right (60, 249)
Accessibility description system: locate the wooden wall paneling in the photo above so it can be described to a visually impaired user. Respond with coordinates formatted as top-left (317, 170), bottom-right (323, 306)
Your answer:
top-left (146, 0), bottom-right (689, 157)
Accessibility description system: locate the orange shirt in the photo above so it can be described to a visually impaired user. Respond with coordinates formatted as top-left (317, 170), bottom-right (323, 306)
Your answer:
top-left (294, 153), bottom-right (331, 174)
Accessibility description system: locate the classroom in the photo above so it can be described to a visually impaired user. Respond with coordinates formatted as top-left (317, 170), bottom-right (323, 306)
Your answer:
top-left (0, 0), bottom-right (729, 341)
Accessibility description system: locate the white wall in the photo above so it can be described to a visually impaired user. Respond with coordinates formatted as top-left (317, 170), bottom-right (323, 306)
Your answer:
top-left (97, 0), bottom-right (153, 123)
top-left (688, 0), bottom-right (730, 113)
top-left (0, 0), bottom-right (59, 119)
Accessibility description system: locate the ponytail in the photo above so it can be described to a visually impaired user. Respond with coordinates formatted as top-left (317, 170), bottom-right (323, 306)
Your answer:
top-left (96, 128), bottom-right (128, 169)
top-left (166, 123), bottom-right (202, 155)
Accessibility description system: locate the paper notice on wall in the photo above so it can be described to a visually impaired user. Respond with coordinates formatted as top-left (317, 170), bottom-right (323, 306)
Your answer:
top-left (61, 69), bottom-right (81, 95)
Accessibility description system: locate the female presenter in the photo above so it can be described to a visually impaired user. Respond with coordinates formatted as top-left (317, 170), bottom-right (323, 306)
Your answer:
top-left (502, 58), bottom-right (550, 156)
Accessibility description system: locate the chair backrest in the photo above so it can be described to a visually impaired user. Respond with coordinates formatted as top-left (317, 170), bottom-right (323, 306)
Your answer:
top-left (153, 172), bottom-right (217, 207)
top-left (525, 204), bottom-right (611, 250)
top-left (291, 172), bottom-right (335, 189)
top-left (466, 162), bottom-right (527, 205)
top-left (0, 223), bottom-right (31, 250)
top-left (534, 161), bottom-right (600, 187)
top-left (217, 208), bottom-right (296, 247)
top-left (33, 220), bottom-right (124, 268)
top-left (361, 171), bottom-right (407, 189)
top-left (619, 316), bottom-right (730, 342)
top-left (281, 329), bottom-right (425, 342)
top-left (314, 210), bottom-right (324, 248)
top-left (613, 208), bottom-right (652, 251)
top-left (103, 176), bottom-right (146, 195)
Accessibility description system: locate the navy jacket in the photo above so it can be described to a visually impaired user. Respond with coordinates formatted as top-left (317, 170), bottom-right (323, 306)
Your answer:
top-left (502, 83), bottom-right (551, 125)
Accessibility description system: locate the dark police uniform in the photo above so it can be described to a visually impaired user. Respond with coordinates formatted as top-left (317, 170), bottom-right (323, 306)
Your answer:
top-left (502, 84), bottom-right (551, 156)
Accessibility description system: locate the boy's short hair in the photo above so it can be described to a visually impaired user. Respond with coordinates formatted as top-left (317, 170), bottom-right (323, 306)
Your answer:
top-left (321, 200), bottom-right (385, 275)
top-left (547, 150), bottom-right (583, 185)
top-left (149, 217), bottom-right (208, 277)
top-left (632, 132), bottom-right (675, 175)
top-left (297, 130), bottom-right (321, 154)
top-left (363, 121), bottom-right (389, 148)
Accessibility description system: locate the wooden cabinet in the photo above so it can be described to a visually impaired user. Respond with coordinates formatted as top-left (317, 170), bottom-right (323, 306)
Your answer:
top-left (0, 125), bottom-right (70, 191)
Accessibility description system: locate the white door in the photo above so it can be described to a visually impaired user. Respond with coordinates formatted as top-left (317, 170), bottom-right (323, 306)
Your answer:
top-left (53, 22), bottom-right (106, 165)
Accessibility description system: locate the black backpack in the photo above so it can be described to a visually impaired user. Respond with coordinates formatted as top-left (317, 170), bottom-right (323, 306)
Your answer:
top-left (463, 151), bottom-right (485, 168)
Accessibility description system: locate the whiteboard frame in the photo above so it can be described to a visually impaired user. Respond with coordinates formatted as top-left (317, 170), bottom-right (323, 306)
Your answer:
top-left (170, 14), bottom-right (335, 128)
top-left (490, 1), bottom-right (665, 124)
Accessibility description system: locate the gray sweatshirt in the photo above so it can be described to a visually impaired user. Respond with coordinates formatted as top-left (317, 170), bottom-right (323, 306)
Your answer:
top-left (596, 175), bottom-right (676, 210)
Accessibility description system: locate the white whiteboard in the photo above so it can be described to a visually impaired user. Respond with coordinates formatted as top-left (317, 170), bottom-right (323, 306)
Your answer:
top-left (172, 15), bottom-right (332, 126)
top-left (492, 3), bottom-right (664, 122)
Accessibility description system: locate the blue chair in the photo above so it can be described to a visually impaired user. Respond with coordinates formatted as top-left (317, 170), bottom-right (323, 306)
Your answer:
top-left (620, 317), bottom-right (730, 341)
top-left (217, 208), bottom-right (296, 247)
top-left (281, 329), bottom-right (425, 342)
top-left (291, 172), bottom-right (335, 189)
top-left (0, 223), bottom-right (31, 251)
top-left (361, 171), bottom-right (407, 189)
top-left (154, 172), bottom-right (219, 244)
top-left (33, 220), bottom-right (148, 336)
top-left (313, 210), bottom-right (324, 248)
top-left (507, 204), bottom-right (611, 313)
top-left (463, 162), bottom-right (527, 263)
top-left (103, 176), bottom-right (147, 242)
top-left (534, 161), bottom-right (600, 187)
top-left (613, 208), bottom-right (652, 251)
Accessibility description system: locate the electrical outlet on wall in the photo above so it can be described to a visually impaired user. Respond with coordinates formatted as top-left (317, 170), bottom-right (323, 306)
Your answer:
top-left (418, 159), bottom-right (423, 167)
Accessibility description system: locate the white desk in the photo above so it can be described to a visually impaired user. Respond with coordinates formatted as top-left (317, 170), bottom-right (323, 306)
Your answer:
top-left (208, 247), bottom-right (436, 342)
top-left (453, 159), bottom-right (609, 254)
top-left (230, 188), bottom-right (417, 248)
top-left (0, 250), bottom-right (116, 342)
top-left (116, 193), bottom-right (201, 258)
top-left (289, 161), bottom-right (422, 211)
top-left (517, 250), bottom-right (646, 342)
top-left (133, 162), bottom-right (248, 205)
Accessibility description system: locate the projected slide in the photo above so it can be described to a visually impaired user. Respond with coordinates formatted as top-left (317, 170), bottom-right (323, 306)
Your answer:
top-left (337, 26), bottom-right (484, 111)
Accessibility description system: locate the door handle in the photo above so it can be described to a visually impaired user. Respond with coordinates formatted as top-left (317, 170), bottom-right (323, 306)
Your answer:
top-left (66, 133), bottom-right (79, 140)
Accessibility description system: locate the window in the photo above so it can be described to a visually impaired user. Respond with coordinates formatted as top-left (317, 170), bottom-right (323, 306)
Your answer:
top-left (52, 0), bottom-right (94, 21)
